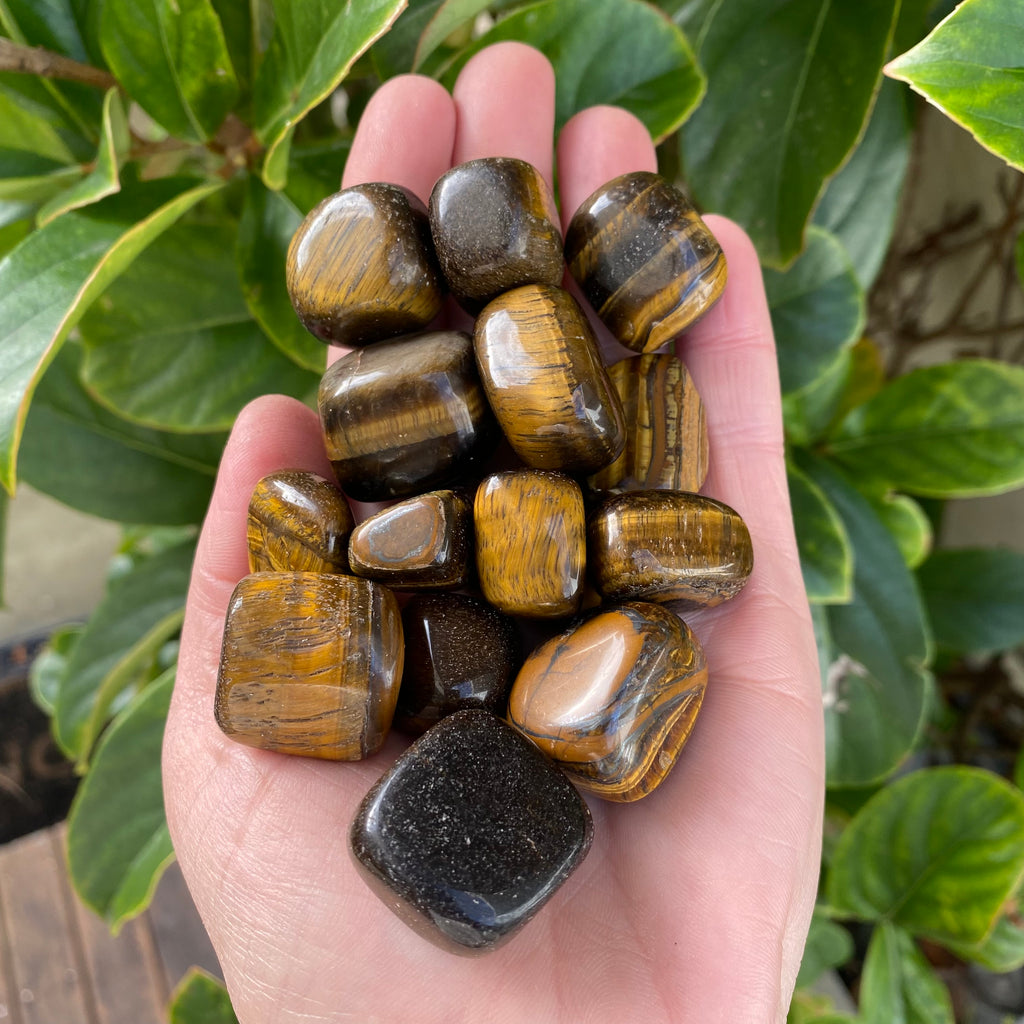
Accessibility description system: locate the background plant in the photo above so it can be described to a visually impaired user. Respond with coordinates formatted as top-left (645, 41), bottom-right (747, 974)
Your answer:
top-left (2, 0), bottom-right (1023, 1020)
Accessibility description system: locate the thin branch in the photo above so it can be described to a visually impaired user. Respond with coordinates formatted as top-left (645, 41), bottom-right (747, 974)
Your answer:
top-left (0, 37), bottom-right (115, 90)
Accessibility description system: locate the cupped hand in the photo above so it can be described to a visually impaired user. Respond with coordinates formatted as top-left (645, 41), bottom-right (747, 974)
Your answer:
top-left (163, 42), bottom-right (825, 1024)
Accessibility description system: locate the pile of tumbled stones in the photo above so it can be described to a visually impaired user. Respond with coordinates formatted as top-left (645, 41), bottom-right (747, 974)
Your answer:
top-left (214, 158), bottom-right (753, 954)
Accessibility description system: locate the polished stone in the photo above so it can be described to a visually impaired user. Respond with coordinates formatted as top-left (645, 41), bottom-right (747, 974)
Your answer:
top-left (588, 490), bottom-right (753, 607)
top-left (247, 470), bottom-right (354, 574)
top-left (429, 157), bottom-right (563, 314)
top-left (286, 183), bottom-right (443, 347)
top-left (215, 573), bottom-right (403, 759)
top-left (508, 602), bottom-right (707, 801)
top-left (474, 283), bottom-right (625, 474)
top-left (319, 330), bottom-right (498, 501)
top-left (349, 710), bottom-right (593, 953)
top-left (565, 171), bottom-right (727, 353)
top-left (395, 594), bottom-right (520, 735)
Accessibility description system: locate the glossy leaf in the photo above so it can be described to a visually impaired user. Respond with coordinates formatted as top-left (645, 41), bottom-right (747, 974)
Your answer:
top-left (796, 908), bottom-right (854, 987)
top-left (237, 177), bottom-right (325, 372)
top-left (28, 623), bottom-right (83, 714)
top-left (865, 492), bottom-right (932, 570)
top-left (0, 86), bottom-right (77, 162)
top-left (371, 0), bottom-right (440, 79)
top-left (252, 0), bottom-right (406, 187)
top-left (763, 227), bottom-right (865, 394)
top-left (66, 668), bottom-right (175, 928)
top-left (859, 922), bottom-right (954, 1024)
top-left (414, 0), bottom-right (494, 70)
top-left (18, 342), bottom-right (223, 525)
top-left (210, 0), bottom-right (254, 95)
top-left (945, 909), bottom-right (1024, 973)
top-left (54, 538), bottom-right (193, 763)
top-left (0, 150), bottom-right (81, 204)
top-left (169, 969), bottom-right (239, 1024)
top-left (0, 177), bottom-right (221, 494)
top-left (916, 548), bottom-right (1024, 654)
top-left (828, 361), bottom-right (1024, 497)
top-left (828, 766), bottom-right (1024, 945)
top-left (886, 0), bottom-right (1024, 172)
top-left (798, 453), bottom-right (930, 787)
top-left (814, 79), bottom-right (912, 290)
top-left (79, 221), bottom-right (320, 431)
top-left (680, 0), bottom-right (899, 267)
top-left (443, 0), bottom-right (705, 142)
top-left (99, 0), bottom-right (239, 142)
top-left (788, 460), bottom-right (852, 604)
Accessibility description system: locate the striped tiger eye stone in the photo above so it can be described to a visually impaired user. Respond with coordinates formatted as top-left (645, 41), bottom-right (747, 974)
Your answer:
top-left (565, 171), bottom-right (727, 353)
top-left (215, 573), bottom-right (403, 760)
top-left (348, 489), bottom-right (472, 589)
top-left (247, 470), bottom-right (354, 574)
top-left (429, 157), bottom-right (563, 314)
top-left (286, 183), bottom-right (443, 347)
top-left (508, 602), bottom-right (707, 802)
top-left (588, 491), bottom-right (753, 608)
top-left (475, 470), bottom-right (585, 618)
top-left (474, 284), bottom-right (625, 474)
top-left (589, 354), bottom-right (709, 493)
top-left (319, 330), bottom-right (497, 501)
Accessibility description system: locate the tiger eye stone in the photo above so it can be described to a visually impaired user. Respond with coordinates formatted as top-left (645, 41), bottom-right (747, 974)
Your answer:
top-left (348, 489), bottom-right (472, 589)
top-left (588, 354), bottom-right (709, 493)
top-left (507, 602), bottom-right (707, 802)
top-left (246, 470), bottom-right (354, 574)
top-left (588, 491), bottom-right (753, 607)
top-left (286, 182), bottom-right (443, 347)
top-left (350, 710), bottom-right (593, 954)
top-left (475, 470), bottom-right (585, 618)
top-left (429, 157), bottom-right (563, 314)
top-left (474, 284), bottom-right (625, 474)
top-left (565, 171), bottom-right (727, 353)
top-left (215, 573), bottom-right (403, 760)
top-left (394, 594), bottom-right (520, 735)
top-left (319, 330), bottom-right (497, 501)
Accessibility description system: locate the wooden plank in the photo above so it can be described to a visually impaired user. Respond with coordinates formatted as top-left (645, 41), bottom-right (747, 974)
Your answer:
top-left (0, 848), bottom-right (24, 1024)
top-left (0, 829), bottom-right (95, 1024)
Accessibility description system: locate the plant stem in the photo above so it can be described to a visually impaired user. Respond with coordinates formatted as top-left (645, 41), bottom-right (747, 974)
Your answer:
top-left (0, 38), bottom-right (116, 90)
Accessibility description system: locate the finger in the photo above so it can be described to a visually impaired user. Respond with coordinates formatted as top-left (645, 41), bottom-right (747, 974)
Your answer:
top-left (451, 41), bottom-right (556, 190)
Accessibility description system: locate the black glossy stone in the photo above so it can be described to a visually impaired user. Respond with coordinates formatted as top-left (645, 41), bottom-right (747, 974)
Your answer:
top-left (349, 710), bottom-right (593, 954)
top-left (395, 594), bottom-right (520, 735)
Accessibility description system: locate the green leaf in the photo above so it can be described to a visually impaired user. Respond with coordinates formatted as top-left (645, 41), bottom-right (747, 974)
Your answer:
top-left (0, 149), bottom-right (82, 203)
top-left (371, 0), bottom-right (440, 79)
top-left (864, 492), bottom-right (932, 570)
top-left (763, 227), bottom-right (865, 395)
top-left (282, 136), bottom-right (351, 214)
top-left (54, 538), bottom-right (193, 763)
top-left (252, 0), bottom-right (406, 186)
top-left (680, 0), bottom-right (899, 267)
top-left (236, 177), bottom-right (325, 373)
top-left (798, 452), bottom-right (931, 787)
top-left (916, 548), bottom-right (1024, 654)
top-left (66, 668), bottom-right (176, 928)
top-left (945, 909), bottom-right (1024, 973)
top-left (99, 0), bottom-right (239, 142)
top-left (828, 360), bottom-right (1024, 497)
top-left (0, 176), bottom-right (222, 495)
top-left (19, 342), bottom-right (223, 524)
top-left (827, 766), bottom-right (1024, 945)
top-left (788, 460), bottom-right (853, 604)
top-left (796, 908), bottom-right (854, 987)
top-left (0, 86), bottom-right (77, 162)
top-left (414, 0), bottom-right (493, 70)
top-left (886, 0), bottom-right (1024, 172)
top-left (37, 88), bottom-right (129, 226)
top-left (442, 0), bottom-right (705, 143)
top-left (169, 969), bottom-right (239, 1024)
top-left (859, 922), bottom-right (954, 1024)
top-left (814, 79), bottom-right (912, 290)
top-left (28, 623), bottom-right (83, 714)
top-left (79, 220), bottom-right (319, 431)
top-left (210, 0), bottom-right (254, 96)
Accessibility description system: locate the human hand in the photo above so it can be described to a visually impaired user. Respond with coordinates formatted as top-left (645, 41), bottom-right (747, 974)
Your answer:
top-left (163, 42), bottom-right (825, 1024)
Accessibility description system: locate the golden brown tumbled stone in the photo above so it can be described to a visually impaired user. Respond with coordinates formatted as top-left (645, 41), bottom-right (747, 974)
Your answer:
top-left (474, 470), bottom-right (585, 618)
top-left (588, 491), bottom-right (753, 608)
top-left (565, 171), bottom-right (727, 353)
top-left (508, 602), bottom-right (707, 802)
top-left (215, 573), bottom-right (403, 760)
top-left (286, 182), bottom-right (443, 347)
top-left (474, 283), bottom-right (625, 475)
top-left (588, 354), bottom-right (709, 494)
top-left (348, 489), bottom-right (472, 589)
top-left (246, 470), bottom-right (354, 575)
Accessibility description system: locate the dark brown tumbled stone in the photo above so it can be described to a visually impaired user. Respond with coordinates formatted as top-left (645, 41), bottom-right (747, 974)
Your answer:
top-left (286, 183), bottom-right (443, 347)
top-left (429, 157), bottom-right (563, 314)
top-left (565, 171), bottom-right (727, 353)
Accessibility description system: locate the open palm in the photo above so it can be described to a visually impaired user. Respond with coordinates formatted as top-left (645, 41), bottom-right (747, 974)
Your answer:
top-left (163, 43), bottom-right (824, 1024)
